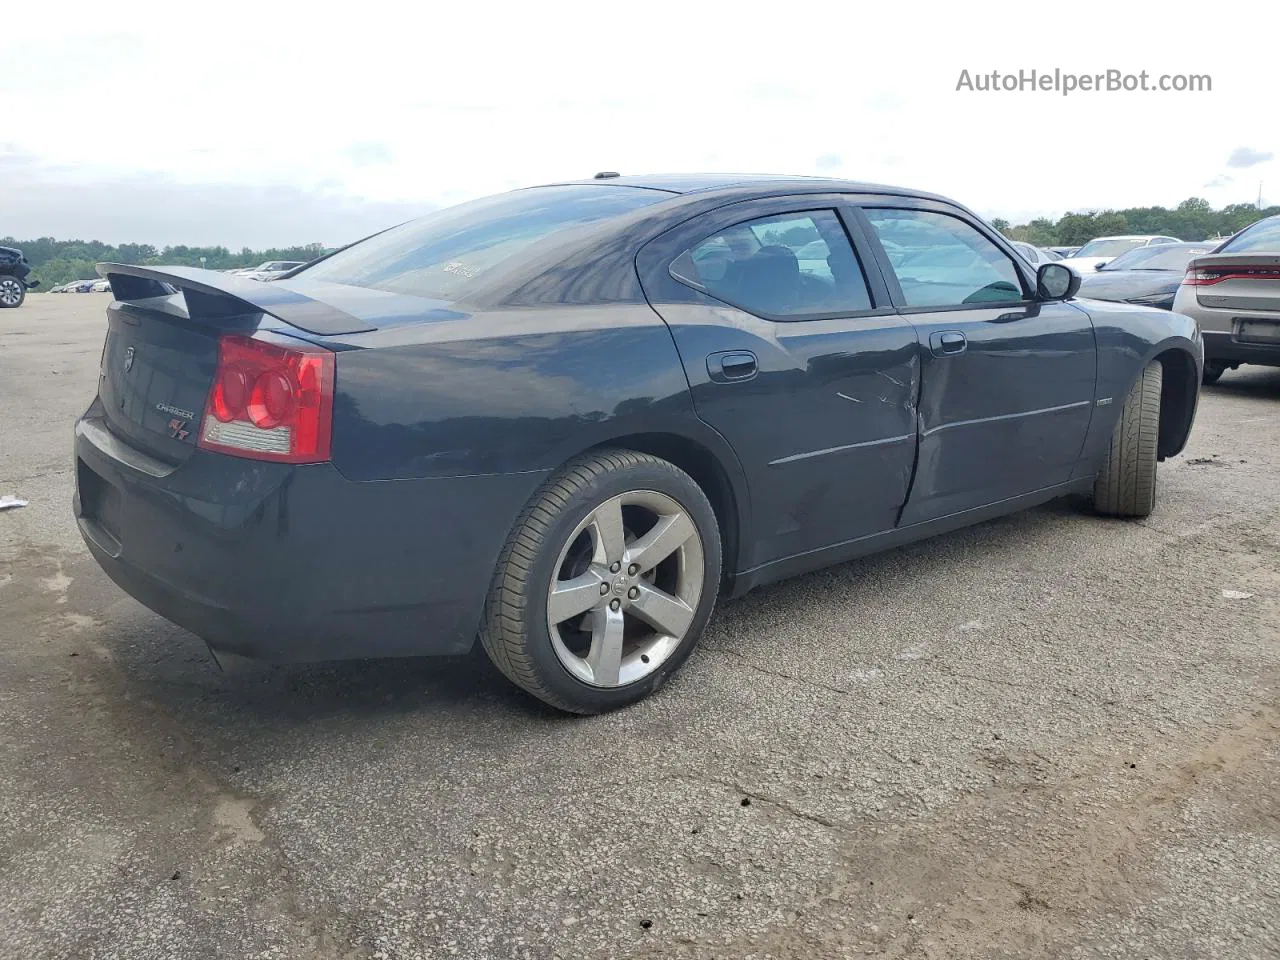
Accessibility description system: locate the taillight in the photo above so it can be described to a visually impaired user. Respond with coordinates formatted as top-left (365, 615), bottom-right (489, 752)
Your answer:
top-left (198, 334), bottom-right (334, 463)
top-left (1185, 266), bottom-right (1280, 285)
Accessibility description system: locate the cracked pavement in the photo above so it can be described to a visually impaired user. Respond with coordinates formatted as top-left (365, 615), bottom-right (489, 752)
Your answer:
top-left (2, 294), bottom-right (1278, 959)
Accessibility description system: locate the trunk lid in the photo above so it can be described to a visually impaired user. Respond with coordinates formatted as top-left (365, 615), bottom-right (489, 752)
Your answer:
top-left (99, 295), bottom-right (247, 464)
top-left (93, 262), bottom-right (467, 463)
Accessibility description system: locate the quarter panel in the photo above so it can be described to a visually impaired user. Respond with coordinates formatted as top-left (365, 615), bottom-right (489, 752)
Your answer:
top-left (330, 305), bottom-right (700, 481)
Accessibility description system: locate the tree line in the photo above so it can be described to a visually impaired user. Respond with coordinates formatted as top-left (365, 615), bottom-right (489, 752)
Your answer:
top-left (7, 196), bottom-right (1278, 290)
top-left (1, 238), bottom-right (331, 290)
top-left (991, 197), bottom-right (1279, 247)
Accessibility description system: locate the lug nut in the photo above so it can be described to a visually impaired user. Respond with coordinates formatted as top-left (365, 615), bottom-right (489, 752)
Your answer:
top-left (627, 563), bottom-right (639, 576)
top-left (609, 598), bottom-right (621, 611)
top-left (628, 586), bottom-right (640, 600)
top-left (610, 562), bottom-right (621, 573)
top-left (599, 582), bottom-right (610, 595)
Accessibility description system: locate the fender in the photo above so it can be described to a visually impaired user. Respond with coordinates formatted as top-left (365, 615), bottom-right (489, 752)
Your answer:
top-left (1073, 299), bottom-right (1202, 470)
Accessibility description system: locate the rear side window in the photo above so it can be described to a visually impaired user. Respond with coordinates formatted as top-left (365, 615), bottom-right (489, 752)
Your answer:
top-left (669, 210), bottom-right (873, 319)
top-left (863, 208), bottom-right (1026, 308)
top-left (1221, 217), bottom-right (1280, 253)
top-left (300, 185), bottom-right (666, 299)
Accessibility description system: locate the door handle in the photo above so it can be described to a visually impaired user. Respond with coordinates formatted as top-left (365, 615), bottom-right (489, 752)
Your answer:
top-left (707, 350), bottom-right (758, 382)
top-left (929, 331), bottom-right (967, 357)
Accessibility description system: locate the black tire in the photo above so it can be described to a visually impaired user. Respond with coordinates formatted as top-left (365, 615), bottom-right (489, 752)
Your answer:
top-left (1202, 362), bottom-right (1226, 385)
top-left (0, 276), bottom-right (26, 308)
top-left (1093, 359), bottom-right (1162, 518)
top-left (479, 449), bottom-right (722, 714)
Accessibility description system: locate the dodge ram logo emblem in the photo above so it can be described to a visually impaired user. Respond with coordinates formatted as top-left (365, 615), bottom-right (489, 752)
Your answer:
top-left (124, 346), bottom-right (135, 372)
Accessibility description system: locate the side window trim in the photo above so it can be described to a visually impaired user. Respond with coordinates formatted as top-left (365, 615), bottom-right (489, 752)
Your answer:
top-left (666, 205), bottom-right (890, 324)
top-left (849, 202), bottom-right (1036, 313)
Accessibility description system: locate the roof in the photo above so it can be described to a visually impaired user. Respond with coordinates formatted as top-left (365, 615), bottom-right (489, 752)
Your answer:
top-left (547, 172), bottom-right (947, 201)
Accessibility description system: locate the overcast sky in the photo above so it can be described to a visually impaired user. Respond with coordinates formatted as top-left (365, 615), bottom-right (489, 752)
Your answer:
top-left (3, 0), bottom-right (1275, 249)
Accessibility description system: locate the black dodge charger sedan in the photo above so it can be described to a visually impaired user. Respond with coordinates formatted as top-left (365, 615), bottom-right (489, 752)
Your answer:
top-left (75, 174), bottom-right (1202, 713)
top-left (1077, 242), bottom-right (1216, 311)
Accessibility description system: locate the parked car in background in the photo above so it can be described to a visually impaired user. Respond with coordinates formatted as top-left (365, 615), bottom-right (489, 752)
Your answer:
top-left (57, 278), bottom-right (100, 293)
top-left (1048, 246), bottom-right (1080, 258)
top-left (1172, 214), bottom-right (1280, 383)
top-left (91, 278), bottom-right (113, 293)
top-left (1077, 242), bottom-right (1216, 310)
top-left (0, 244), bottom-right (39, 308)
top-left (75, 174), bottom-right (1201, 713)
top-left (237, 260), bottom-right (307, 281)
top-left (1012, 242), bottom-right (1063, 267)
top-left (1058, 236), bottom-right (1182, 275)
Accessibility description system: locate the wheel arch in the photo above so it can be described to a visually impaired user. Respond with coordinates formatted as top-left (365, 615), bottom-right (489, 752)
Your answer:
top-left (1151, 344), bottom-right (1200, 460)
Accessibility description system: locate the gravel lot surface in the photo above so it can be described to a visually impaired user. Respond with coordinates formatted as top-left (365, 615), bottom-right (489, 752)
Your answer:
top-left (2, 292), bottom-right (1278, 959)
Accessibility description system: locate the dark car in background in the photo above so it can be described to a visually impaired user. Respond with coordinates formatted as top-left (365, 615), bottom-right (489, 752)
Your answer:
top-left (74, 175), bottom-right (1202, 713)
top-left (0, 244), bottom-right (39, 308)
top-left (1173, 215), bottom-right (1280, 383)
top-left (1078, 242), bottom-right (1216, 310)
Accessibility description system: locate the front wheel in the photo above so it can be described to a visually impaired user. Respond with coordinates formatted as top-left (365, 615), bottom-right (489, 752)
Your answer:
top-left (0, 276), bottom-right (26, 308)
top-left (1093, 359), bottom-right (1162, 518)
top-left (480, 450), bottom-right (722, 714)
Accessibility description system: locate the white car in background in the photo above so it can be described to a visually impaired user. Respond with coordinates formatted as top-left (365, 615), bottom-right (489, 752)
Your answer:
top-left (236, 260), bottom-right (307, 281)
top-left (1057, 235), bottom-right (1181, 275)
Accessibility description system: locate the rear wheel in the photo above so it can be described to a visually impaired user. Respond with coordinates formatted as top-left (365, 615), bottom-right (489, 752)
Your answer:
top-left (0, 276), bottom-right (25, 308)
top-left (1202, 362), bottom-right (1226, 384)
top-left (479, 450), bottom-right (722, 714)
top-left (1093, 359), bottom-right (1162, 518)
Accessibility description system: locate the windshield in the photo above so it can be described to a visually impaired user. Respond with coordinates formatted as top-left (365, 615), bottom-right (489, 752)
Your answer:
top-left (300, 185), bottom-right (667, 299)
top-left (1102, 245), bottom-right (1214, 271)
top-left (1221, 217), bottom-right (1280, 253)
top-left (1074, 238), bottom-right (1147, 258)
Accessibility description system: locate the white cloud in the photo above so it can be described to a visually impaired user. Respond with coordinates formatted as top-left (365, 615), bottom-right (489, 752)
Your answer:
top-left (3, 0), bottom-right (1276, 244)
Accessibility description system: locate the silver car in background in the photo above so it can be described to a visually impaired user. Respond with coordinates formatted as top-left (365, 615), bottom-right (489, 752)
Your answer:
top-left (1172, 215), bottom-right (1280, 383)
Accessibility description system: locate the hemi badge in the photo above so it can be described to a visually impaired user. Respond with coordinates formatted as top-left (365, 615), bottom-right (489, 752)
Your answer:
top-left (1096, 397), bottom-right (1113, 407)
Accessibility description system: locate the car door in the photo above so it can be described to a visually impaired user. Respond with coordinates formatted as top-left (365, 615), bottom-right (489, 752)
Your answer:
top-left (637, 197), bottom-right (921, 572)
top-left (856, 200), bottom-right (1097, 526)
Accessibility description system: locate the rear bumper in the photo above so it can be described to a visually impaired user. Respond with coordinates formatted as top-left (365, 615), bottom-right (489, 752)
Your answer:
top-left (1201, 330), bottom-right (1280, 367)
top-left (74, 402), bottom-right (546, 662)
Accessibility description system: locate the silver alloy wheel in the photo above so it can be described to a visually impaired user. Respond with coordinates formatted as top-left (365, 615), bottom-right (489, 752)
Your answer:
top-left (0, 277), bottom-right (22, 306)
top-left (547, 489), bottom-right (705, 688)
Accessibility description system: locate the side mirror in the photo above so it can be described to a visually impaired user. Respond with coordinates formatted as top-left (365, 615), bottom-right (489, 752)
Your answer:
top-left (1094, 261), bottom-right (1105, 271)
top-left (1037, 262), bottom-right (1080, 300)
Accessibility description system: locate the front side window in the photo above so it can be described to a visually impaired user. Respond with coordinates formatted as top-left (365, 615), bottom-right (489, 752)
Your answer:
top-left (1221, 217), bottom-right (1280, 253)
top-left (670, 210), bottom-right (873, 319)
top-left (863, 208), bottom-right (1026, 307)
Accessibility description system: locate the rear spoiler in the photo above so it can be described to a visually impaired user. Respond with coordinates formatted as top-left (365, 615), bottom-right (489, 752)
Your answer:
top-left (95, 263), bottom-right (374, 336)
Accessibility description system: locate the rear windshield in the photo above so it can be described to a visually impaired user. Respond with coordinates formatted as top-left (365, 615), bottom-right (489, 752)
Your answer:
top-left (1221, 217), bottom-right (1280, 253)
top-left (1074, 238), bottom-right (1146, 258)
top-left (1102, 245), bottom-right (1213, 271)
top-left (300, 185), bottom-right (666, 299)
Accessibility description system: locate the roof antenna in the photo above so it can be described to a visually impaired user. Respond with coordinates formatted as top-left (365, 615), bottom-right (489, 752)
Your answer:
top-left (593, 171), bottom-right (621, 179)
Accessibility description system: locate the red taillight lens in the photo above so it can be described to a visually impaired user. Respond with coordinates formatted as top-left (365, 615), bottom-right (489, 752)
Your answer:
top-left (1185, 266), bottom-right (1280, 285)
top-left (198, 334), bottom-right (334, 463)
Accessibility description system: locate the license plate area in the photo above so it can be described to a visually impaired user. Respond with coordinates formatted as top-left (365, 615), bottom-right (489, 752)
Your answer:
top-left (77, 458), bottom-right (122, 539)
top-left (1236, 318), bottom-right (1280, 343)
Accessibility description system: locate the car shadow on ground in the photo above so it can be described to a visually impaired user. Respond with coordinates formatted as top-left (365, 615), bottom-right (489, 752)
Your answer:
top-left (64, 491), bottom-right (1094, 753)
top-left (1205, 365), bottom-right (1280, 399)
